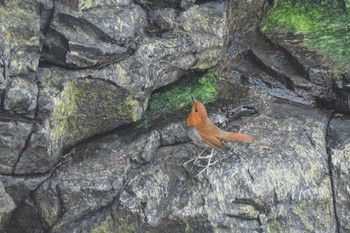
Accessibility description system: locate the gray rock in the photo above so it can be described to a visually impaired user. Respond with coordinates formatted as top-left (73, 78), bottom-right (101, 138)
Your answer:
top-left (4, 76), bottom-right (38, 116)
top-left (327, 117), bottom-right (350, 233)
top-left (148, 8), bottom-right (177, 33)
top-left (33, 134), bottom-right (131, 232)
top-left (159, 122), bottom-right (188, 146)
top-left (0, 121), bottom-right (33, 174)
top-left (180, 2), bottom-right (226, 69)
top-left (57, 0), bottom-right (133, 11)
top-left (42, 2), bottom-right (146, 68)
top-left (141, 130), bottom-right (161, 162)
top-left (0, 180), bottom-right (16, 232)
top-left (115, 100), bottom-right (335, 232)
top-left (45, 76), bottom-right (143, 149)
top-left (0, 174), bottom-right (48, 205)
top-left (4, 198), bottom-right (45, 233)
top-left (135, 0), bottom-right (185, 10)
top-left (12, 89), bottom-right (335, 232)
top-left (0, 4), bottom-right (40, 78)
top-left (263, 31), bottom-right (350, 113)
top-left (1, 0), bottom-right (349, 232)
top-left (309, 68), bottom-right (333, 86)
top-left (13, 123), bottom-right (51, 174)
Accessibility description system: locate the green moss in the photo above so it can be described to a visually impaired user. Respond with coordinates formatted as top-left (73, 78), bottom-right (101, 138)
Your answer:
top-left (263, 0), bottom-right (350, 70)
top-left (91, 220), bottom-right (114, 233)
top-left (51, 81), bottom-right (80, 142)
top-left (148, 72), bottom-right (222, 114)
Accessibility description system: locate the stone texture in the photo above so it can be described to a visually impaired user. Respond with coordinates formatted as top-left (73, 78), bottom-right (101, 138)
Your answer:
top-left (0, 121), bottom-right (33, 174)
top-left (4, 76), bottom-right (38, 116)
top-left (0, 4), bottom-right (40, 78)
top-left (42, 1), bottom-right (145, 68)
top-left (0, 0), bottom-right (349, 232)
top-left (0, 180), bottom-right (16, 232)
top-left (327, 117), bottom-right (350, 233)
top-left (8, 88), bottom-right (335, 233)
top-left (13, 123), bottom-right (51, 174)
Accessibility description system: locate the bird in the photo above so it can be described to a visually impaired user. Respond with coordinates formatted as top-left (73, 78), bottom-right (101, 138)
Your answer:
top-left (185, 97), bottom-right (252, 176)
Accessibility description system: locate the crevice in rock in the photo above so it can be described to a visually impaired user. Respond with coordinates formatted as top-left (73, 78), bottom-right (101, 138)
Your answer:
top-left (0, 112), bottom-right (43, 123)
top-left (230, 198), bottom-right (268, 214)
top-left (224, 213), bottom-right (259, 221)
top-left (80, 75), bottom-right (121, 89)
top-left (39, 0), bottom-right (55, 36)
top-left (55, 184), bottom-right (66, 224)
top-left (246, 49), bottom-right (295, 91)
top-left (140, 201), bottom-right (148, 223)
top-left (0, 88), bottom-right (5, 111)
top-left (260, 32), bottom-right (308, 79)
top-left (0, 57), bottom-right (6, 81)
top-left (325, 112), bottom-right (340, 233)
top-left (277, 44), bottom-right (308, 79)
top-left (34, 80), bottom-right (41, 120)
top-left (11, 124), bottom-right (35, 175)
top-left (194, 0), bottom-right (213, 5)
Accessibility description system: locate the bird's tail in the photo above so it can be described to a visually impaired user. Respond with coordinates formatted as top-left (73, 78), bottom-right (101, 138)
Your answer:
top-left (219, 130), bottom-right (252, 143)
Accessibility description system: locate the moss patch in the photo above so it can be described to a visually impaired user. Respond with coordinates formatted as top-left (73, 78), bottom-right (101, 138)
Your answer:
top-left (148, 72), bottom-right (222, 114)
top-left (263, 0), bottom-right (350, 70)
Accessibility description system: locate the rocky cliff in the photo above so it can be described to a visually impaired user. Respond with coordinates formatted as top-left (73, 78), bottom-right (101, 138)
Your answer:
top-left (0, 0), bottom-right (349, 232)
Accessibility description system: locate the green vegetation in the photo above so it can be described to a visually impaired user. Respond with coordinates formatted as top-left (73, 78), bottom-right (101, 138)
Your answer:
top-left (135, 72), bottom-right (222, 129)
top-left (263, 0), bottom-right (350, 70)
top-left (148, 72), bottom-right (222, 113)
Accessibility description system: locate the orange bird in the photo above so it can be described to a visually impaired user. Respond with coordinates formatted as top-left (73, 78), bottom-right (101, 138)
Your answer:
top-left (185, 98), bottom-right (252, 175)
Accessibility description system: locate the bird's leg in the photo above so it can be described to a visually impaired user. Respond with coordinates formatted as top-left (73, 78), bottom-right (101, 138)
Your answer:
top-left (183, 147), bottom-right (209, 165)
top-left (195, 148), bottom-right (218, 177)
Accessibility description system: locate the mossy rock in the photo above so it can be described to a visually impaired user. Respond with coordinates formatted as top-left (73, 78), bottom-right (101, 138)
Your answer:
top-left (263, 0), bottom-right (350, 71)
top-left (49, 78), bottom-right (142, 146)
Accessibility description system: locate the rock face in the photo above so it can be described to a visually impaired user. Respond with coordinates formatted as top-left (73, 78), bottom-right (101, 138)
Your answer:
top-left (327, 117), bottom-right (350, 233)
top-left (0, 0), bottom-right (349, 232)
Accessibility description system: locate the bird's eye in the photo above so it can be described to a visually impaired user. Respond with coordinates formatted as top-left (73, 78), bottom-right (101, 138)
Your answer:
top-left (195, 108), bottom-right (198, 112)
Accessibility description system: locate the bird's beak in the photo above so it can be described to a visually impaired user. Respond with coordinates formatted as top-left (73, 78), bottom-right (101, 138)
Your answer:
top-left (191, 95), bottom-right (196, 103)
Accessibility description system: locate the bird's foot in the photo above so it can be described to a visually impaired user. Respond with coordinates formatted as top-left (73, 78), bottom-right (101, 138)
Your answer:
top-left (183, 147), bottom-right (209, 166)
top-left (195, 148), bottom-right (216, 177)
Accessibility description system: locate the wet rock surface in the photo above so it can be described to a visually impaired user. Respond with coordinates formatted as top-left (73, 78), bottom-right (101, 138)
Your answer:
top-left (0, 0), bottom-right (350, 232)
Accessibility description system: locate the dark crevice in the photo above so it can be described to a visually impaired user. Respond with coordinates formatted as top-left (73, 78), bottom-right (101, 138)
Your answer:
top-left (11, 124), bottom-right (35, 175)
top-left (260, 31), bottom-right (308, 79)
top-left (54, 185), bottom-right (66, 225)
top-left (2, 169), bottom-right (57, 232)
top-left (194, 0), bottom-right (213, 5)
top-left (0, 112), bottom-right (43, 123)
top-left (34, 79), bottom-right (41, 120)
top-left (246, 49), bottom-right (295, 91)
top-left (80, 75), bottom-right (121, 89)
top-left (231, 198), bottom-right (268, 214)
top-left (0, 89), bottom-right (5, 111)
top-left (278, 44), bottom-right (308, 79)
top-left (325, 112), bottom-right (340, 233)
top-left (224, 213), bottom-right (259, 221)
top-left (247, 168), bottom-right (255, 182)
top-left (0, 57), bottom-right (6, 81)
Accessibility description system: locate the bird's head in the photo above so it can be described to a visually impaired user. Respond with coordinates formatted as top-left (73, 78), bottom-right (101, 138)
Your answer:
top-left (186, 100), bottom-right (208, 127)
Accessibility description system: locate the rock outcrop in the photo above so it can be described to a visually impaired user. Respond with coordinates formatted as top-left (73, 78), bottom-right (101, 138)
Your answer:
top-left (0, 0), bottom-right (349, 232)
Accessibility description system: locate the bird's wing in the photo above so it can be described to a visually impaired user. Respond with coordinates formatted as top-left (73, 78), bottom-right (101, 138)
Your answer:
top-left (202, 134), bottom-right (226, 152)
